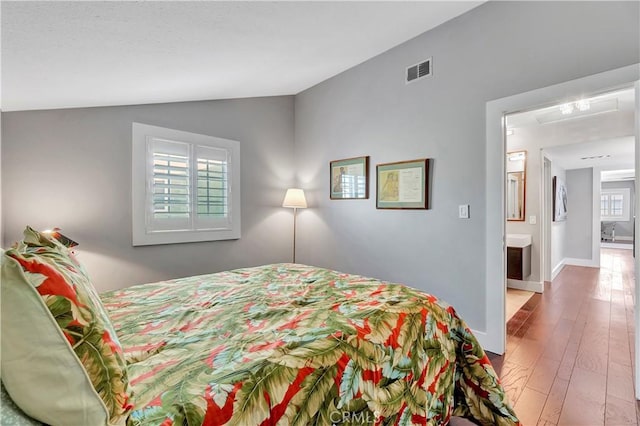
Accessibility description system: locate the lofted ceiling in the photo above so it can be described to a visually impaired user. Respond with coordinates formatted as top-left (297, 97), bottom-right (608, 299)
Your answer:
top-left (1, 1), bottom-right (483, 112)
top-left (507, 88), bottom-right (636, 172)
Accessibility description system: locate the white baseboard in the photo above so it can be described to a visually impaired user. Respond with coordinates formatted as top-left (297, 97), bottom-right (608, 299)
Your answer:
top-left (551, 261), bottom-right (565, 281)
top-left (507, 279), bottom-right (543, 293)
top-left (602, 242), bottom-right (633, 250)
top-left (616, 235), bottom-right (633, 241)
top-left (564, 257), bottom-right (599, 268)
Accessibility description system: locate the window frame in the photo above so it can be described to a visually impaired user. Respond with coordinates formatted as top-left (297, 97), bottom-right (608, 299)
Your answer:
top-left (132, 122), bottom-right (241, 246)
top-left (600, 188), bottom-right (631, 222)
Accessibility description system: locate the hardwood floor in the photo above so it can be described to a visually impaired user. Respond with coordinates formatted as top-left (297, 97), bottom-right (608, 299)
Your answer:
top-left (488, 248), bottom-right (639, 425)
top-left (507, 288), bottom-right (536, 322)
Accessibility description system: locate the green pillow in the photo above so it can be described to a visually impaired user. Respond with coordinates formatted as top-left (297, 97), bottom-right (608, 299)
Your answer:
top-left (1, 227), bottom-right (133, 426)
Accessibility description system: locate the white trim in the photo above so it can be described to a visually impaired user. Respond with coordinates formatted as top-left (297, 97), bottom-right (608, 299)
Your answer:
top-left (541, 155), bottom-right (552, 282)
top-left (132, 122), bottom-right (241, 246)
top-left (601, 242), bottom-right (633, 250)
top-left (485, 105), bottom-right (507, 354)
top-left (507, 279), bottom-right (543, 293)
top-left (563, 257), bottom-right (599, 268)
top-left (470, 329), bottom-right (488, 350)
top-left (634, 79), bottom-right (640, 400)
top-left (551, 260), bottom-right (565, 280)
top-left (486, 64), bottom-right (640, 356)
top-left (592, 167), bottom-right (601, 268)
top-left (551, 257), bottom-right (600, 280)
top-left (614, 235), bottom-right (634, 241)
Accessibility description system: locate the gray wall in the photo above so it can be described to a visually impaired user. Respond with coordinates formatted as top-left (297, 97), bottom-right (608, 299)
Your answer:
top-left (2, 96), bottom-right (296, 292)
top-left (566, 168), bottom-right (594, 259)
top-left (294, 1), bottom-right (639, 329)
top-left (602, 180), bottom-right (636, 238)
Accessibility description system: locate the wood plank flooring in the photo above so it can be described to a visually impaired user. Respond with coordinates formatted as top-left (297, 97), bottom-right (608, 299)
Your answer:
top-left (488, 248), bottom-right (639, 425)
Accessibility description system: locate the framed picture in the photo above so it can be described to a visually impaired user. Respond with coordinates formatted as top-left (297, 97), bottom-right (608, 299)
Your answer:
top-left (330, 156), bottom-right (369, 199)
top-left (553, 176), bottom-right (568, 221)
top-left (376, 158), bottom-right (429, 209)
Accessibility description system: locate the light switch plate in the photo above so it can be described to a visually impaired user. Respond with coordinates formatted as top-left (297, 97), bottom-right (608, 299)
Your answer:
top-left (459, 204), bottom-right (470, 219)
top-left (529, 215), bottom-right (536, 225)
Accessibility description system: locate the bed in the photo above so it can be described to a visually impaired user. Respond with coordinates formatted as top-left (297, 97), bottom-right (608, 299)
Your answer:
top-left (1, 228), bottom-right (519, 425)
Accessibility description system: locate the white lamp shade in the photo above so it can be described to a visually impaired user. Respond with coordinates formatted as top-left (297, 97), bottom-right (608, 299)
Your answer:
top-left (282, 188), bottom-right (307, 208)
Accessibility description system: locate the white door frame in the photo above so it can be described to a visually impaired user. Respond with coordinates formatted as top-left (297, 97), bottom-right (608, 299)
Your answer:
top-left (591, 168), bottom-right (602, 269)
top-left (485, 64), bottom-right (640, 357)
top-left (541, 154), bottom-right (552, 282)
top-left (634, 80), bottom-right (640, 399)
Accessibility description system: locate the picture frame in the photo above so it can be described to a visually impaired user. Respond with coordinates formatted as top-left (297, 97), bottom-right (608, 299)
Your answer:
top-left (330, 156), bottom-right (369, 199)
top-left (376, 158), bottom-right (429, 209)
top-left (553, 176), bottom-right (568, 222)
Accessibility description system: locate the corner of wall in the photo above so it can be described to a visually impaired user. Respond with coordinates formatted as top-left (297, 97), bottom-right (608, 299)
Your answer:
top-left (551, 258), bottom-right (565, 281)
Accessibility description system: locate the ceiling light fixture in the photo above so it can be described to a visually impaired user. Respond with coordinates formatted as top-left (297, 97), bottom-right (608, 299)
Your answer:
top-left (580, 154), bottom-right (610, 160)
top-left (535, 98), bottom-right (618, 125)
top-left (575, 99), bottom-right (590, 112)
top-left (560, 100), bottom-right (590, 115)
top-left (559, 103), bottom-right (574, 115)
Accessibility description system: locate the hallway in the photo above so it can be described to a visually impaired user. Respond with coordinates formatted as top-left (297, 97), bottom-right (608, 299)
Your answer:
top-left (489, 248), bottom-right (639, 425)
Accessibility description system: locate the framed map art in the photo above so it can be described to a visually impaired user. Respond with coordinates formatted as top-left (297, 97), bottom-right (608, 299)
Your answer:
top-left (330, 156), bottom-right (369, 200)
top-left (376, 158), bottom-right (429, 209)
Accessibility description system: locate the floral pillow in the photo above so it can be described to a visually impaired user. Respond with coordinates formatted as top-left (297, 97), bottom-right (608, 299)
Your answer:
top-left (1, 227), bottom-right (132, 426)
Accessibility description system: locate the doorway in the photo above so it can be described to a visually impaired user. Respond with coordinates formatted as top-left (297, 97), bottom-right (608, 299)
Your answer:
top-left (484, 64), bottom-right (639, 358)
top-left (601, 169), bottom-right (636, 251)
top-left (502, 88), bottom-right (635, 326)
top-left (486, 64), bottom-right (639, 398)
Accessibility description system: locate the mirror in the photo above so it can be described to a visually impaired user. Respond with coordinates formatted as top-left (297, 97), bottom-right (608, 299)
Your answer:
top-left (506, 150), bottom-right (526, 221)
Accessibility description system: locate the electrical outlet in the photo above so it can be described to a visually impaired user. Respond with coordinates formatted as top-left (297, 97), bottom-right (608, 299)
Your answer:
top-left (529, 215), bottom-right (536, 225)
top-left (458, 204), bottom-right (470, 219)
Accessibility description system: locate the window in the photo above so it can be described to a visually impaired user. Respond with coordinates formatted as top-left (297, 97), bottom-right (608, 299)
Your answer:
top-left (132, 123), bottom-right (240, 245)
top-left (600, 188), bottom-right (630, 221)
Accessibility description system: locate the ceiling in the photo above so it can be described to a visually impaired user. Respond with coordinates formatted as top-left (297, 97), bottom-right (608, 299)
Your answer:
top-left (506, 88), bottom-right (636, 173)
top-left (544, 136), bottom-right (635, 171)
top-left (1, 1), bottom-right (483, 112)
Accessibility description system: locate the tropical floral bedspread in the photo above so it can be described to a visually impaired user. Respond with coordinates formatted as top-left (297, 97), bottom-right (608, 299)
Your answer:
top-left (101, 264), bottom-right (519, 426)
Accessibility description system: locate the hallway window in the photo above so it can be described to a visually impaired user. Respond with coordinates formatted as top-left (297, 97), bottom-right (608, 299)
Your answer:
top-left (601, 188), bottom-right (630, 221)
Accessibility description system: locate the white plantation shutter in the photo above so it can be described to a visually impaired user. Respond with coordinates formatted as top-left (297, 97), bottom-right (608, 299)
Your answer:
top-left (133, 123), bottom-right (241, 246)
top-left (147, 138), bottom-right (191, 231)
top-left (195, 145), bottom-right (231, 230)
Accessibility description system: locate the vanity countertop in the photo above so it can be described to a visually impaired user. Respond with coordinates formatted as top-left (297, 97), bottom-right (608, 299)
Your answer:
top-left (506, 233), bottom-right (532, 248)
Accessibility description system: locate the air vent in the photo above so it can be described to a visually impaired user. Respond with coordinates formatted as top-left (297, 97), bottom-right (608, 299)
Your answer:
top-left (406, 58), bottom-right (432, 84)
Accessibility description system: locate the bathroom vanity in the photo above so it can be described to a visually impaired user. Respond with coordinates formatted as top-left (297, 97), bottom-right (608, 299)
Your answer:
top-left (506, 234), bottom-right (532, 280)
